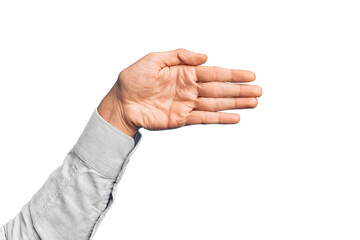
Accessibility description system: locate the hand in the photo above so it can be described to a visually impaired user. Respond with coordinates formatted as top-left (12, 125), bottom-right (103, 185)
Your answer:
top-left (98, 48), bottom-right (262, 137)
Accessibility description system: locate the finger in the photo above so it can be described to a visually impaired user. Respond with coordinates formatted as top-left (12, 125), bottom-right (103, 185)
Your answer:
top-left (186, 111), bottom-right (240, 125)
top-left (195, 66), bottom-right (256, 83)
top-left (154, 48), bottom-right (208, 67)
top-left (198, 82), bottom-right (262, 98)
top-left (195, 97), bottom-right (258, 111)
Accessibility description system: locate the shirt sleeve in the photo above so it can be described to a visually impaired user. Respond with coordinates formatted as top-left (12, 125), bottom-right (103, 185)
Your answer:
top-left (0, 107), bottom-right (142, 240)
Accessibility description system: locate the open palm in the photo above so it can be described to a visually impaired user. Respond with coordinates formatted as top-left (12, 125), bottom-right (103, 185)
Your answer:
top-left (107, 48), bottom-right (262, 132)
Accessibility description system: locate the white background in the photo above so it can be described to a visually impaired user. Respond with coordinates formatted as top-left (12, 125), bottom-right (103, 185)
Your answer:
top-left (0, 1), bottom-right (359, 239)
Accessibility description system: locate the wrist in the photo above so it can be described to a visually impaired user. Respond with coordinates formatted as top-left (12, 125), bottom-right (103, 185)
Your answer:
top-left (97, 84), bottom-right (138, 137)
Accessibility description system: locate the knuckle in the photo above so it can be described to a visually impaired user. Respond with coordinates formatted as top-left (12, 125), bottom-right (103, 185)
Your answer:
top-left (194, 98), bottom-right (200, 109)
top-left (197, 83), bottom-right (203, 95)
top-left (213, 83), bottom-right (220, 97)
top-left (233, 98), bottom-right (238, 108)
top-left (211, 98), bottom-right (218, 111)
top-left (212, 66), bottom-right (219, 80)
top-left (218, 82), bottom-right (225, 97)
top-left (237, 84), bottom-right (242, 96)
top-left (201, 112), bottom-right (207, 123)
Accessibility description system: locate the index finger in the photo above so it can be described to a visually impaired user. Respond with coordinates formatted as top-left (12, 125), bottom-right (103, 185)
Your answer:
top-left (195, 66), bottom-right (256, 83)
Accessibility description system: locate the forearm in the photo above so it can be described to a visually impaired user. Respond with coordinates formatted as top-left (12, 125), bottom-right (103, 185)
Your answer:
top-left (0, 108), bottom-right (141, 240)
top-left (0, 48), bottom-right (261, 240)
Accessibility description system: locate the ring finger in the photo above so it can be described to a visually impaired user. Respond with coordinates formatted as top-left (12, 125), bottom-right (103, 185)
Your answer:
top-left (198, 82), bottom-right (262, 98)
top-left (194, 97), bottom-right (258, 111)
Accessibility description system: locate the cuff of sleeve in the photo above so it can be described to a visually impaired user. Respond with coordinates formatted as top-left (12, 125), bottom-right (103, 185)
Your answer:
top-left (72, 107), bottom-right (142, 180)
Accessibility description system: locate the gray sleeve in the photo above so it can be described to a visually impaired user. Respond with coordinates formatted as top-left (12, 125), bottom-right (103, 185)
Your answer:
top-left (0, 107), bottom-right (142, 240)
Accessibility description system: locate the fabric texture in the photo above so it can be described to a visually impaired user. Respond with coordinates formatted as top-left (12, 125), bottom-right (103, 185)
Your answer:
top-left (0, 107), bottom-right (142, 240)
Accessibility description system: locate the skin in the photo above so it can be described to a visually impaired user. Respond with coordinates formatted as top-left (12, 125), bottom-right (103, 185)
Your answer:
top-left (97, 48), bottom-right (262, 137)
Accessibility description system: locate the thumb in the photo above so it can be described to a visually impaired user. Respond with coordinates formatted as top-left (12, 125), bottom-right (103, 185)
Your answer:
top-left (156, 48), bottom-right (207, 67)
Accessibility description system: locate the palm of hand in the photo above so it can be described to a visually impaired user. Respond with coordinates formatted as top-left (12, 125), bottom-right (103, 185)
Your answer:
top-left (119, 60), bottom-right (198, 129)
